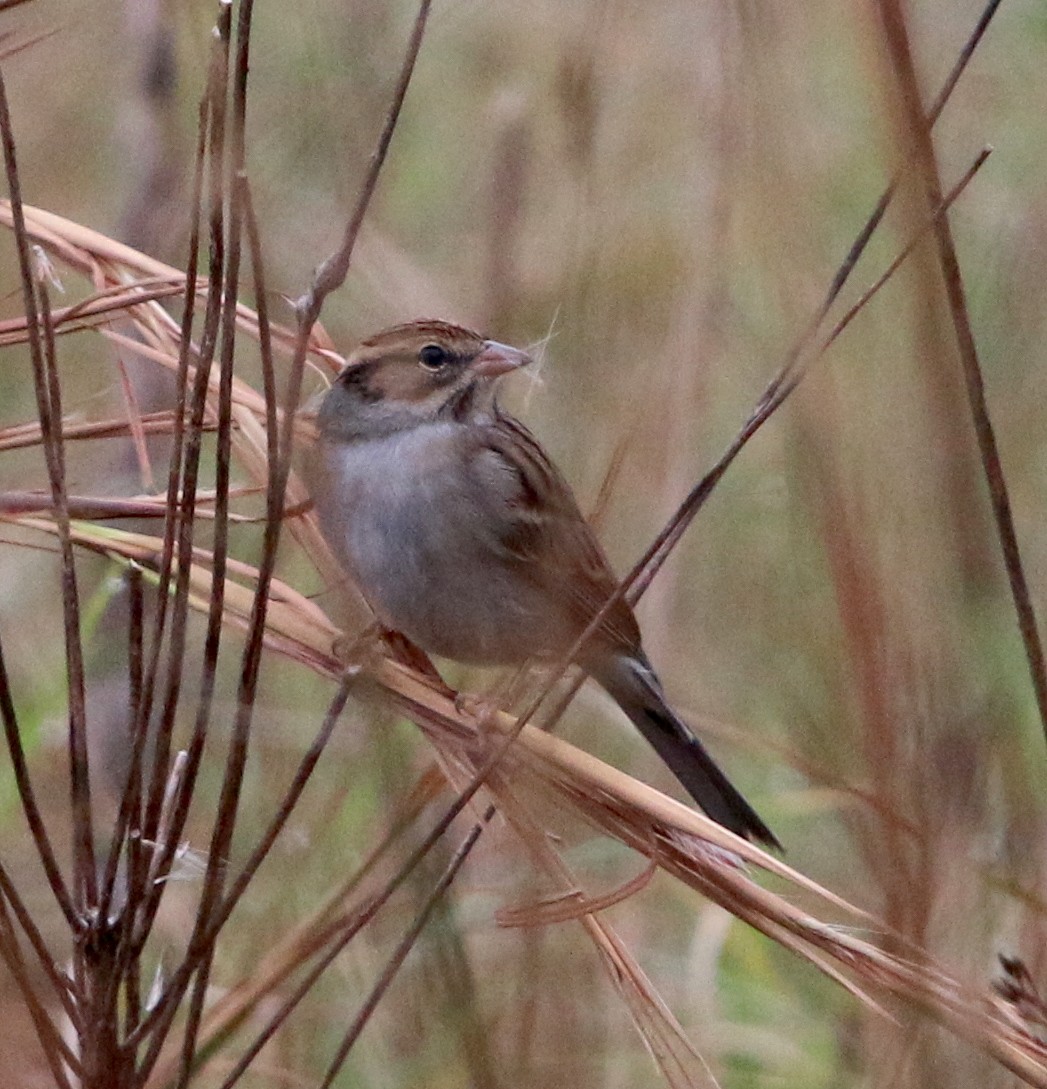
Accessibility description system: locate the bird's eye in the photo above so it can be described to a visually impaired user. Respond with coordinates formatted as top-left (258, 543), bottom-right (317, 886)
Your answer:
top-left (418, 343), bottom-right (449, 371)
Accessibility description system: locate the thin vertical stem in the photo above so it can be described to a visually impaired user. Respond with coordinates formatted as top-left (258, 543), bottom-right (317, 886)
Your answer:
top-left (874, 0), bottom-right (1047, 753)
top-left (0, 895), bottom-right (78, 1089)
top-left (175, 1), bottom-right (252, 1078)
top-left (96, 569), bottom-right (148, 931)
top-left (129, 8), bottom-right (231, 958)
top-left (0, 63), bottom-right (95, 910)
top-left (0, 859), bottom-right (78, 1023)
top-left (0, 630), bottom-right (78, 927)
top-left (37, 272), bottom-right (96, 908)
top-left (318, 821), bottom-right (485, 1089)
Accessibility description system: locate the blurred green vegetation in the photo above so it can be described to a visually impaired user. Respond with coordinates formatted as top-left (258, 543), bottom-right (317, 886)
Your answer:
top-left (1, 0), bottom-right (1047, 1086)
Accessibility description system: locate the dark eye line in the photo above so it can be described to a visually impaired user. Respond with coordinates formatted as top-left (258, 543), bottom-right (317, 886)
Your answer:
top-left (337, 362), bottom-right (382, 403)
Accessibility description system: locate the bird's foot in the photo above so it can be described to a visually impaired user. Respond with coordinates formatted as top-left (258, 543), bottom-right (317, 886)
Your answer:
top-left (454, 691), bottom-right (503, 731)
top-left (331, 622), bottom-right (383, 673)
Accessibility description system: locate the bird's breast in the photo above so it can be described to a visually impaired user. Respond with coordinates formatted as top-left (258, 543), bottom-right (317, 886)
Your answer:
top-left (313, 425), bottom-right (553, 663)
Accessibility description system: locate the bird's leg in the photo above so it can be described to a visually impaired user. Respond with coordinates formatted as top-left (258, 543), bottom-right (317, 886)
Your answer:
top-left (380, 628), bottom-right (457, 697)
top-left (454, 662), bottom-right (535, 732)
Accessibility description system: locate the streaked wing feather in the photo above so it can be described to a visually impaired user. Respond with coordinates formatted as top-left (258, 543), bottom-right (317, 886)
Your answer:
top-left (468, 412), bottom-right (641, 654)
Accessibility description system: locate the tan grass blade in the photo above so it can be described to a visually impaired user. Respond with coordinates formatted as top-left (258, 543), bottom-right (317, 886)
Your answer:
top-left (0, 199), bottom-right (343, 373)
top-left (441, 758), bottom-right (718, 1089)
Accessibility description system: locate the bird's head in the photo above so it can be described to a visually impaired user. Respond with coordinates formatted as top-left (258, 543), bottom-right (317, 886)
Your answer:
top-left (318, 320), bottom-right (531, 441)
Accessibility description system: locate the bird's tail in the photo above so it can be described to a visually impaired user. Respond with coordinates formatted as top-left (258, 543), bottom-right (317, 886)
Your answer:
top-left (593, 654), bottom-right (780, 850)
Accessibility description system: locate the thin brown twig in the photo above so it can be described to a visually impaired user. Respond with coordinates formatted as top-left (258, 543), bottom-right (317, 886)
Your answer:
top-left (0, 1), bottom-right (42, 16)
top-left (93, 571), bottom-right (149, 1068)
top-left (243, 179), bottom-right (278, 481)
top-left (117, 14), bottom-right (220, 993)
top-left (174, 2), bottom-right (243, 1080)
top-left (0, 897), bottom-right (79, 1089)
top-left (875, 0), bottom-right (1047, 755)
top-left (131, 9), bottom-right (233, 945)
top-left (0, 490), bottom-right (256, 520)
top-left (31, 184), bottom-right (97, 914)
top-left (0, 632), bottom-right (78, 926)
top-left (0, 65), bottom-right (85, 927)
top-left (0, 857), bottom-right (78, 1023)
top-left (212, 804), bottom-right (495, 1089)
top-left (814, 149), bottom-right (991, 363)
top-left (0, 410), bottom-right (219, 453)
top-left (294, 0), bottom-right (432, 326)
top-left (0, 280), bottom-right (198, 344)
top-left (496, 861), bottom-right (657, 927)
top-left (96, 565), bottom-right (147, 928)
top-left (318, 820), bottom-right (484, 1089)
top-left (113, 349), bottom-right (156, 492)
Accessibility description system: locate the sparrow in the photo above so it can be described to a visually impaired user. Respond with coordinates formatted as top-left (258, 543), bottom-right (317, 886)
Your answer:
top-left (310, 319), bottom-right (778, 848)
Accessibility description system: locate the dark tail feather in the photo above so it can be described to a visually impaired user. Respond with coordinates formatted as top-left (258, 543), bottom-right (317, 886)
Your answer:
top-left (594, 655), bottom-right (780, 850)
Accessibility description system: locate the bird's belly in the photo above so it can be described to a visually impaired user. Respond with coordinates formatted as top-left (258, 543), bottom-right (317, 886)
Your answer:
top-left (368, 551), bottom-right (544, 663)
top-left (316, 432), bottom-right (556, 664)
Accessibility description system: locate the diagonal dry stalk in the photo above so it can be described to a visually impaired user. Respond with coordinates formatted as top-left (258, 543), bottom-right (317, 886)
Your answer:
top-left (0, 0), bottom-right (1043, 1086)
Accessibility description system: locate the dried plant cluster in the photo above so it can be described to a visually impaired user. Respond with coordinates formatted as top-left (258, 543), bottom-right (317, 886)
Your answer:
top-left (0, 1), bottom-right (1044, 1087)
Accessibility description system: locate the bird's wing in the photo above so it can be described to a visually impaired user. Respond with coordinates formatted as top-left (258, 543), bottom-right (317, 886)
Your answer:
top-left (466, 412), bottom-right (642, 654)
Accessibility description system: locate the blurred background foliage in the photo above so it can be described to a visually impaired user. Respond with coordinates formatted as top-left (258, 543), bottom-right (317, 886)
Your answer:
top-left (1, 0), bottom-right (1047, 1086)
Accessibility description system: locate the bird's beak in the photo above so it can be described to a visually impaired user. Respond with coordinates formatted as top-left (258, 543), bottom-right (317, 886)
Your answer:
top-left (471, 340), bottom-right (532, 378)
